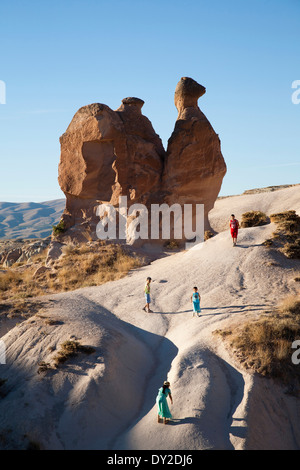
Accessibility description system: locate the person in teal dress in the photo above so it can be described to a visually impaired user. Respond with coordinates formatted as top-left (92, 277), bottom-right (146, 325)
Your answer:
top-left (156, 381), bottom-right (173, 424)
top-left (191, 286), bottom-right (201, 317)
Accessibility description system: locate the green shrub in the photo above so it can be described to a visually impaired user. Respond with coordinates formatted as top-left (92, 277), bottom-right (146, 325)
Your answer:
top-left (52, 220), bottom-right (65, 236)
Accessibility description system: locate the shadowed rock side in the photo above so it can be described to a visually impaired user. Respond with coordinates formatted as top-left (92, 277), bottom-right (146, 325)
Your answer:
top-left (57, 77), bottom-right (226, 243)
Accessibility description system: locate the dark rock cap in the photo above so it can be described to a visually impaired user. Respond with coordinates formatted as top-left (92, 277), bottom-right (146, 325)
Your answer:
top-left (175, 77), bottom-right (206, 98)
top-left (122, 97), bottom-right (144, 107)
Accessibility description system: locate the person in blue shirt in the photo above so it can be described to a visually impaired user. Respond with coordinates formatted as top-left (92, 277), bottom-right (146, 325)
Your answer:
top-left (191, 286), bottom-right (201, 317)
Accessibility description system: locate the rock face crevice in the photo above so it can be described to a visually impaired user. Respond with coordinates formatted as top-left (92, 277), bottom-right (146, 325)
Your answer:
top-left (57, 77), bottom-right (226, 243)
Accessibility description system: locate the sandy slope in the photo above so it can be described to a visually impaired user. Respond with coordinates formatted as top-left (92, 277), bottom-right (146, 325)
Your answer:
top-left (0, 226), bottom-right (299, 450)
top-left (209, 184), bottom-right (300, 233)
top-left (0, 186), bottom-right (299, 450)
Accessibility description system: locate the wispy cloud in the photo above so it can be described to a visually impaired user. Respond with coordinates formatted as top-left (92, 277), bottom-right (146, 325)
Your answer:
top-left (242, 162), bottom-right (300, 170)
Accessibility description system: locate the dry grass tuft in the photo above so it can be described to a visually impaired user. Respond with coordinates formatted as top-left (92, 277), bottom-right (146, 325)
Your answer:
top-left (281, 240), bottom-right (300, 259)
top-left (0, 298), bottom-right (48, 319)
top-left (164, 240), bottom-right (180, 250)
top-left (0, 241), bottom-right (144, 305)
top-left (270, 210), bottom-right (300, 224)
top-left (52, 340), bottom-right (95, 368)
top-left (0, 268), bottom-right (47, 301)
top-left (51, 243), bottom-right (143, 291)
top-left (265, 210), bottom-right (300, 259)
top-left (37, 339), bottom-right (95, 374)
top-left (262, 239), bottom-right (273, 247)
top-left (37, 361), bottom-right (52, 374)
top-left (204, 230), bottom-right (215, 241)
top-left (241, 211), bottom-right (268, 228)
top-left (214, 296), bottom-right (300, 388)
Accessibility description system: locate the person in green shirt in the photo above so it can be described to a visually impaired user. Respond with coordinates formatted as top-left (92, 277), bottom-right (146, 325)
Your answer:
top-left (143, 277), bottom-right (152, 313)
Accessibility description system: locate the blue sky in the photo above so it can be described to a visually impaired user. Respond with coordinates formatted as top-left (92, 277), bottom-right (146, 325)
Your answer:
top-left (0, 0), bottom-right (299, 202)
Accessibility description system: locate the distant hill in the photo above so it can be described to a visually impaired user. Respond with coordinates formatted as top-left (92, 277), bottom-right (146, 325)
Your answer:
top-left (0, 199), bottom-right (65, 239)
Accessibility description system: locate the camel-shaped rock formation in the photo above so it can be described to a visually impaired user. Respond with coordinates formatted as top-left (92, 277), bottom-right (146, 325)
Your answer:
top-left (57, 77), bottom-right (226, 246)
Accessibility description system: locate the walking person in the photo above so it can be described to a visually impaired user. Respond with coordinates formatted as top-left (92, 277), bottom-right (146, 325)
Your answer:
top-left (229, 214), bottom-right (239, 246)
top-left (143, 277), bottom-right (153, 313)
top-left (191, 286), bottom-right (201, 317)
top-left (156, 381), bottom-right (173, 424)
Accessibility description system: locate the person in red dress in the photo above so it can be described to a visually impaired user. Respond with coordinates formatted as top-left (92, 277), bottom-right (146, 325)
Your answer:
top-left (229, 214), bottom-right (239, 246)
